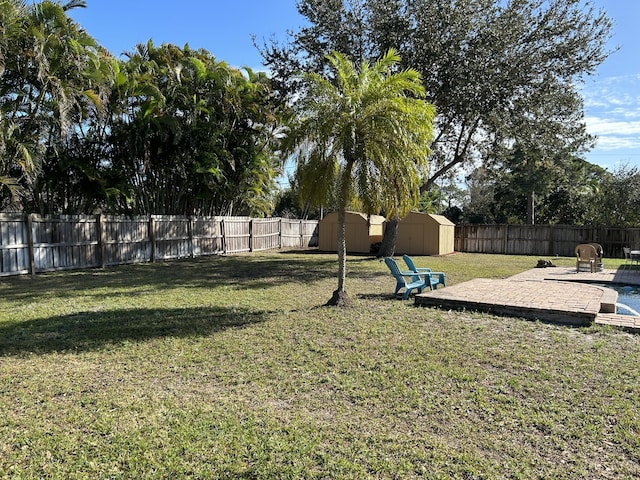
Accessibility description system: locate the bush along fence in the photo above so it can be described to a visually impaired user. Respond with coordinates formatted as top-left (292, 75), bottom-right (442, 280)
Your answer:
top-left (455, 224), bottom-right (640, 259)
top-left (0, 214), bottom-right (318, 277)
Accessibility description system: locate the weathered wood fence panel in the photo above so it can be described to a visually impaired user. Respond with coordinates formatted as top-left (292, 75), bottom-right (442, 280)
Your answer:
top-left (0, 214), bottom-right (319, 277)
top-left (152, 215), bottom-right (192, 260)
top-left (281, 219), bottom-right (300, 248)
top-left (455, 224), bottom-right (640, 258)
top-left (252, 218), bottom-right (281, 252)
top-left (191, 216), bottom-right (223, 256)
top-left (301, 220), bottom-right (319, 248)
top-left (221, 217), bottom-right (251, 254)
top-left (280, 219), bottom-right (319, 248)
top-left (0, 213), bottom-right (29, 276)
top-left (103, 215), bottom-right (150, 266)
top-left (31, 215), bottom-right (100, 272)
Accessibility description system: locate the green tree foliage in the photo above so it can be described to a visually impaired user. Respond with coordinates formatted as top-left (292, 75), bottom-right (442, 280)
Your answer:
top-left (260, 0), bottom-right (613, 198)
top-left (594, 166), bottom-right (640, 227)
top-left (462, 156), bottom-right (607, 225)
top-left (485, 78), bottom-right (596, 224)
top-left (104, 42), bottom-right (280, 216)
top-left (489, 148), bottom-right (601, 225)
top-left (0, 0), bottom-right (103, 210)
top-left (273, 174), bottom-right (325, 219)
top-left (1, 0), bottom-right (283, 216)
top-left (284, 49), bottom-right (435, 305)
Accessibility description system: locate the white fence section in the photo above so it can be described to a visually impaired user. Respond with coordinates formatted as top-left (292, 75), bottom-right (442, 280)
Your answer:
top-left (0, 214), bottom-right (318, 277)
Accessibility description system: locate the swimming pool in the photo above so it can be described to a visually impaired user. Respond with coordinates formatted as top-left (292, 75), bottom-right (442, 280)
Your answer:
top-left (602, 284), bottom-right (640, 316)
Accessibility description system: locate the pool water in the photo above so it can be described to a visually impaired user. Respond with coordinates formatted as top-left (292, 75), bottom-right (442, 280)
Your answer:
top-left (603, 284), bottom-right (640, 316)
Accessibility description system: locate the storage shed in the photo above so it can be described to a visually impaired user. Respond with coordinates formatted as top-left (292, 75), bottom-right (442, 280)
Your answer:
top-left (318, 211), bottom-right (385, 253)
top-left (396, 212), bottom-right (455, 255)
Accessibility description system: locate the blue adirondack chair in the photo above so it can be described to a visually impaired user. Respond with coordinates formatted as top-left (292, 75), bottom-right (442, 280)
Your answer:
top-left (402, 254), bottom-right (446, 290)
top-left (384, 257), bottom-right (427, 300)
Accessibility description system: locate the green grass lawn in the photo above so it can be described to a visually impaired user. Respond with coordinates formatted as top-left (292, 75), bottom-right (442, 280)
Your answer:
top-left (1, 251), bottom-right (638, 479)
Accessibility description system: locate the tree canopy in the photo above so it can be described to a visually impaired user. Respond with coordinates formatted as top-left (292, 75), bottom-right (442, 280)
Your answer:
top-left (0, 0), bottom-right (282, 216)
top-left (103, 42), bottom-right (280, 216)
top-left (260, 0), bottom-right (613, 198)
top-left (3, 0), bottom-right (635, 233)
top-left (1, 0), bottom-right (104, 209)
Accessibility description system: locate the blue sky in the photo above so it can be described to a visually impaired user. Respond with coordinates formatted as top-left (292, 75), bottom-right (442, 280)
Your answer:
top-left (69, 0), bottom-right (639, 174)
top-left (581, 0), bottom-right (640, 171)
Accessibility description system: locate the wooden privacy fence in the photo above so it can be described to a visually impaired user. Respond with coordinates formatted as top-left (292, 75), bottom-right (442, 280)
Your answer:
top-left (0, 214), bottom-right (318, 277)
top-left (455, 224), bottom-right (640, 258)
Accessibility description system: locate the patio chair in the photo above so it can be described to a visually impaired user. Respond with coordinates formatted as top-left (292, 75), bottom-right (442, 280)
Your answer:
top-left (402, 254), bottom-right (446, 290)
top-left (623, 247), bottom-right (640, 270)
top-left (384, 257), bottom-right (427, 300)
top-left (575, 244), bottom-right (598, 273)
top-left (589, 243), bottom-right (604, 271)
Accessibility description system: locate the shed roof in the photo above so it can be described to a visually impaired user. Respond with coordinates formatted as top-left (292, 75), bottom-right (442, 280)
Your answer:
top-left (321, 211), bottom-right (386, 224)
top-left (400, 211), bottom-right (455, 226)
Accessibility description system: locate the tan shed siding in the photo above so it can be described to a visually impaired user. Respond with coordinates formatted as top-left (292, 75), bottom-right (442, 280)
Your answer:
top-left (425, 221), bottom-right (439, 255)
top-left (318, 212), bottom-right (385, 253)
top-left (396, 212), bottom-right (455, 255)
top-left (317, 213), bottom-right (334, 251)
top-left (439, 222), bottom-right (455, 254)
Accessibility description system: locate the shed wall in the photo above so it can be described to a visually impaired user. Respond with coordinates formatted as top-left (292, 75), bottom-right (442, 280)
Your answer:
top-left (396, 212), bottom-right (455, 255)
top-left (318, 212), bottom-right (384, 253)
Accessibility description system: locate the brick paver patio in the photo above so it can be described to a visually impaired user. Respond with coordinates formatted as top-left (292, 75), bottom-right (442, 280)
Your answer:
top-left (415, 265), bottom-right (640, 332)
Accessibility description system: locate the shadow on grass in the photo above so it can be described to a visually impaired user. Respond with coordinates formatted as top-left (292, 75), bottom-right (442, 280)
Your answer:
top-left (0, 254), bottom-right (343, 301)
top-left (0, 253), bottom-right (387, 306)
top-left (0, 305), bottom-right (269, 356)
top-left (356, 292), bottom-right (399, 301)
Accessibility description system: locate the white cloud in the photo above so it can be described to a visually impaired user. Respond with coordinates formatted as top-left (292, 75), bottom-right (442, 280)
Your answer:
top-left (582, 74), bottom-right (640, 109)
top-left (609, 108), bottom-right (640, 120)
top-left (586, 117), bottom-right (640, 137)
top-left (581, 74), bottom-right (640, 155)
top-left (593, 136), bottom-right (640, 150)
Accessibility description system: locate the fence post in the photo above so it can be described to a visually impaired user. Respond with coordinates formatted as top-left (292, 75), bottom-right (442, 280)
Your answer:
top-left (300, 220), bottom-right (304, 247)
top-left (97, 214), bottom-right (106, 268)
top-left (188, 216), bottom-right (194, 258)
top-left (26, 213), bottom-right (35, 276)
top-left (503, 224), bottom-right (509, 255)
top-left (249, 219), bottom-right (253, 252)
top-left (149, 216), bottom-right (156, 262)
top-left (461, 225), bottom-right (466, 253)
top-left (279, 218), bottom-right (282, 249)
top-left (221, 218), bottom-right (226, 254)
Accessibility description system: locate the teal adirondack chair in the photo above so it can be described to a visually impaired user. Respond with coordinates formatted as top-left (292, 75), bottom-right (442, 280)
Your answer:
top-left (384, 257), bottom-right (427, 299)
top-left (402, 254), bottom-right (446, 290)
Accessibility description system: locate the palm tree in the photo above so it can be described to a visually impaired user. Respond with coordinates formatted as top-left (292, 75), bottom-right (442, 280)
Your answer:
top-left (285, 49), bottom-right (435, 306)
top-left (0, 0), bottom-right (102, 211)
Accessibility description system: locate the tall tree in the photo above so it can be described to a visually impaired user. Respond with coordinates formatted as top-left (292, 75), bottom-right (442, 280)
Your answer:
top-left (263, 0), bottom-right (611, 185)
top-left (284, 49), bottom-right (435, 306)
top-left (260, 0), bottom-right (613, 250)
top-left (0, 0), bottom-right (105, 212)
top-left (0, 0), bottom-right (27, 204)
top-left (488, 79), bottom-right (595, 224)
top-left (105, 42), bottom-right (281, 216)
top-left (463, 155), bottom-right (606, 225)
top-left (1, 1), bottom-right (283, 216)
top-left (593, 166), bottom-right (640, 227)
